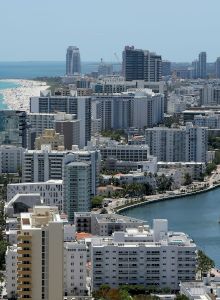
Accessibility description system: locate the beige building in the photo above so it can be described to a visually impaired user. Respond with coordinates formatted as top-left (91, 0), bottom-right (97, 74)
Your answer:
top-left (17, 206), bottom-right (63, 300)
top-left (34, 129), bottom-right (64, 150)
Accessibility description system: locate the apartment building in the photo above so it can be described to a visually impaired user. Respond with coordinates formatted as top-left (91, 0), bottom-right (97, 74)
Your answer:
top-left (74, 213), bottom-right (145, 236)
top-left (146, 123), bottom-right (208, 162)
top-left (64, 242), bottom-right (88, 296)
top-left (16, 206), bottom-right (63, 300)
top-left (5, 245), bottom-right (18, 299)
top-left (30, 95), bottom-right (91, 148)
top-left (99, 141), bottom-right (149, 162)
top-left (63, 162), bottom-right (92, 222)
top-left (0, 145), bottom-right (24, 174)
top-left (91, 219), bottom-right (196, 291)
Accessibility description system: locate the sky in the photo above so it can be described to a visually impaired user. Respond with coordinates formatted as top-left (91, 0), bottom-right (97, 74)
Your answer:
top-left (1, 0), bottom-right (220, 62)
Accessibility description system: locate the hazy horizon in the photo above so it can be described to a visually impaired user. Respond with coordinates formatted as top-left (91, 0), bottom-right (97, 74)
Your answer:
top-left (1, 0), bottom-right (220, 62)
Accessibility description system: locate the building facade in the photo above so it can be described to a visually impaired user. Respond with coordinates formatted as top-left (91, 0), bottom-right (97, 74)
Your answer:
top-left (0, 110), bottom-right (27, 148)
top-left (91, 219), bottom-right (197, 291)
top-left (0, 145), bottom-right (24, 174)
top-left (63, 162), bottom-right (91, 222)
top-left (17, 206), bottom-right (63, 300)
top-left (122, 46), bottom-right (162, 82)
top-left (7, 180), bottom-right (63, 212)
top-left (66, 46), bottom-right (81, 75)
top-left (146, 123), bottom-right (208, 162)
top-left (30, 96), bottom-right (91, 148)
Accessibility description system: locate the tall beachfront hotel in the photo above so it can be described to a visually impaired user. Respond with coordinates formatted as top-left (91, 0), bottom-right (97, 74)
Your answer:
top-left (66, 46), bottom-right (81, 75)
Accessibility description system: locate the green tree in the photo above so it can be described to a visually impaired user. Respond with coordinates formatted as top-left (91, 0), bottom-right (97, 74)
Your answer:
top-left (176, 294), bottom-right (190, 300)
top-left (156, 174), bottom-right (171, 192)
top-left (91, 196), bottom-right (104, 208)
top-left (184, 173), bottom-right (192, 186)
top-left (206, 162), bottom-right (217, 176)
top-left (0, 240), bottom-right (7, 270)
top-left (197, 250), bottom-right (215, 277)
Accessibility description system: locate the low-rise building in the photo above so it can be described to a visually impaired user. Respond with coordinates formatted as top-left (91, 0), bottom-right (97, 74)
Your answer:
top-left (35, 129), bottom-right (64, 150)
top-left (74, 213), bottom-right (145, 236)
top-left (7, 180), bottom-right (63, 212)
top-left (99, 140), bottom-right (149, 162)
top-left (157, 162), bottom-right (206, 180)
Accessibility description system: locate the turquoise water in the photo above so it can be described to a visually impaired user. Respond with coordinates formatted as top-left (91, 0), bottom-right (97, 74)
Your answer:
top-left (122, 188), bottom-right (220, 267)
top-left (0, 81), bottom-right (20, 109)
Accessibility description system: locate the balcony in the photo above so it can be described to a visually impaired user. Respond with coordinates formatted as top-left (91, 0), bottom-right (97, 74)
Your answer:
top-left (17, 283), bottom-right (32, 289)
top-left (17, 235), bottom-right (32, 241)
top-left (17, 263), bottom-right (32, 269)
top-left (17, 256), bottom-right (32, 262)
top-left (17, 249), bottom-right (32, 255)
top-left (17, 242), bottom-right (31, 248)
top-left (17, 270), bottom-right (31, 275)
top-left (17, 277), bottom-right (32, 283)
top-left (17, 290), bottom-right (32, 296)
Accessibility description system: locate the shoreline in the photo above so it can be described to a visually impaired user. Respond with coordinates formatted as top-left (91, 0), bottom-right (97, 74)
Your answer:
top-left (0, 79), bottom-right (49, 112)
top-left (115, 182), bottom-right (220, 214)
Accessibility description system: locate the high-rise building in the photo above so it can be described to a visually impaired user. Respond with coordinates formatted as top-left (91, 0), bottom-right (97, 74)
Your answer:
top-left (145, 123), bottom-right (208, 162)
top-left (63, 161), bottom-right (91, 222)
top-left (0, 145), bottom-right (24, 174)
top-left (0, 110), bottom-right (27, 148)
top-left (216, 57), bottom-right (220, 78)
top-left (198, 52), bottom-right (207, 79)
top-left (55, 113), bottom-right (80, 150)
top-left (122, 46), bottom-right (162, 82)
top-left (16, 206), bottom-right (63, 300)
top-left (93, 89), bottom-right (164, 131)
top-left (162, 60), bottom-right (171, 76)
top-left (22, 146), bottom-right (100, 195)
top-left (199, 84), bottom-right (220, 106)
top-left (122, 46), bottom-right (144, 81)
top-left (66, 46), bottom-right (81, 75)
top-left (192, 52), bottom-right (207, 79)
top-left (30, 96), bottom-right (91, 148)
top-left (93, 94), bottom-right (134, 131)
top-left (144, 50), bottom-right (162, 82)
top-left (133, 89), bottom-right (164, 128)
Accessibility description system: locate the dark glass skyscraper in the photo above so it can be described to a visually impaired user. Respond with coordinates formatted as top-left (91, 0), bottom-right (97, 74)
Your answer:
top-left (66, 46), bottom-right (81, 75)
top-left (122, 46), bottom-right (162, 82)
top-left (198, 52), bottom-right (207, 79)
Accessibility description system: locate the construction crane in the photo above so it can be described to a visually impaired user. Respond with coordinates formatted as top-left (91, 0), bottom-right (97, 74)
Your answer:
top-left (114, 52), bottom-right (121, 64)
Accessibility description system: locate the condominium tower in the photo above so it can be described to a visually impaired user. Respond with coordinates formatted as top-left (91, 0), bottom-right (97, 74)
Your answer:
top-left (30, 96), bottom-right (91, 148)
top-left (17, 206), bottom-right (63, 300)
top-left (122, 46), bottom-right (162, 82)
top-left (145, 123), bottom-right (208, 162)
top-left (63, 161), bottom-right (91, 222)
top-left (66, 46), bottom-right (81, 75)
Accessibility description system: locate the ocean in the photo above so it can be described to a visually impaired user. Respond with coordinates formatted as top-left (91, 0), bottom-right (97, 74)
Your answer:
top-left (0, 61), bottom-right (121, 109)
top-left (0, 81), bottom-right (20, 109)
top-left (0, 61), bottom-right (121, 79)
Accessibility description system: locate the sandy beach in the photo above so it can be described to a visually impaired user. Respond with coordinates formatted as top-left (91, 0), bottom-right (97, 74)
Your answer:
top-left (0, 79), bottom-right (49, 112)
